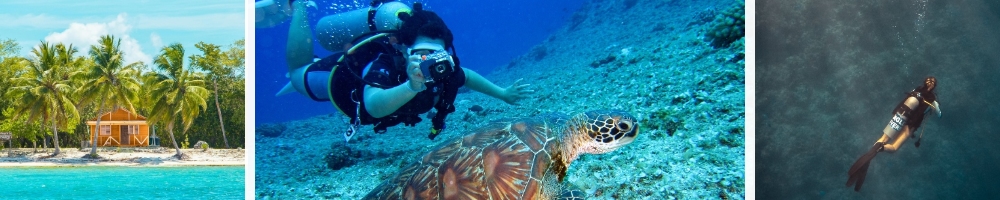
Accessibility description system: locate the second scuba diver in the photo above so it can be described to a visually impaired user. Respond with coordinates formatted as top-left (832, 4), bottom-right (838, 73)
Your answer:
top-left (277, 0), bottom-right (534, 142)
top-left (846, 76), bottom-right (942, 191)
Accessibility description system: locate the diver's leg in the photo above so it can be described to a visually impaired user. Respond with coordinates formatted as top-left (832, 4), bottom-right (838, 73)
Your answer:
top-left (881, 126), bottom-right (911, 152)
top-left (286, 0), bottom-right (314, 72)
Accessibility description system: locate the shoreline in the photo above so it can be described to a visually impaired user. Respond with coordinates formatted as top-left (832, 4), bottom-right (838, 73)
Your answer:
top-left (0, 147), bottom-right (245, 167)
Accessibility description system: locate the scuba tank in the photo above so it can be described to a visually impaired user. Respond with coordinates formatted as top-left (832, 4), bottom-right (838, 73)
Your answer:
top-left (316, 1), bottom-right (412, 52)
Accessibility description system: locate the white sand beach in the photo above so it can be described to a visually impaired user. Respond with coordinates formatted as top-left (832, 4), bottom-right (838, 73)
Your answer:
top-left (0, 148), bottom-right (245, 167)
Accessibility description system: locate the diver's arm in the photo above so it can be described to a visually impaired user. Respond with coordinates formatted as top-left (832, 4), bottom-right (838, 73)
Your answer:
top-left (363, 82), bottom-right (422, 118)
top-left (463, 68), bottom-right (533, 105)
top-left (463, 68), bottom-right (505, 99)
top-left (364, 58), bottom-right (427, 118)
top-left (286, 0), bottom-right (314, 72)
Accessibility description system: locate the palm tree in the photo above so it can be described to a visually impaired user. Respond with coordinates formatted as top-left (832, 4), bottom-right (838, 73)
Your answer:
top-left (76, 35), bottom-right (142, 158)
top-left (7, 42), bottom-right (82, 156)
top-left (148, 43), bottom-right (210, 159)
top-left (190, 42), bottom-right (230, 148)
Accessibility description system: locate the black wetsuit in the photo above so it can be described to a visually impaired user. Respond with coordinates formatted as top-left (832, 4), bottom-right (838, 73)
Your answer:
top-left (311, 51), bottom-right (466, 133)
top-left (358, 53), bottom-right (466, 132)
top-left (896, 86), bottom-right (937, 132)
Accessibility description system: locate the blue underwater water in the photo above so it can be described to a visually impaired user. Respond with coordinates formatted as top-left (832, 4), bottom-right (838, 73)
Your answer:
top-left (255, 0), bottom-right (746, 198)
top-left (757, 0), bottom-right (1000, 199)
top-left (0, 166), bottom-right (245, 199)
top-left (254, 0), bottom-right (584, 125)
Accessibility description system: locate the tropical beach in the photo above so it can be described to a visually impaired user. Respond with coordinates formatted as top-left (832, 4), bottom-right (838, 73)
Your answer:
top-left (0, 148), bottom-right (245, 167)
top-left (0, 1), bottom-right (246, 199)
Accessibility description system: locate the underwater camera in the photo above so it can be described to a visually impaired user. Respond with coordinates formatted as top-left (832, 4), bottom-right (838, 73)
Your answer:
top-left (419, 51), bottom-right (454, 83)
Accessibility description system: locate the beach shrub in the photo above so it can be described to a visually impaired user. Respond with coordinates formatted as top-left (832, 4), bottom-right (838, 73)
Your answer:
top-left (705, 1), bottom-right (745, 48)
top-left (181, 134), bottom-right (190, 149)
top-left (194, 141), bottom-right (209, 151)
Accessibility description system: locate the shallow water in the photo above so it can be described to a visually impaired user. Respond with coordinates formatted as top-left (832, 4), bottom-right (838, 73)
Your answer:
top-left (0, 166), bottom-right (244, 199)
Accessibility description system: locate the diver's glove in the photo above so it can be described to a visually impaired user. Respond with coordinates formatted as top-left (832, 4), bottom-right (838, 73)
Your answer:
top-left (429, 117), bottom-right (446, 140)
top-left (428, 127), bottom-right (443, 140)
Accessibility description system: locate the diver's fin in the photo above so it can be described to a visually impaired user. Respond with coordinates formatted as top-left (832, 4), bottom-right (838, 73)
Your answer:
top-left (852, 161), bottom-right (871, 191)
top-left (276, 82), bottom-right (296, 96)
top-left (847, 143), bottom-right (882, 191)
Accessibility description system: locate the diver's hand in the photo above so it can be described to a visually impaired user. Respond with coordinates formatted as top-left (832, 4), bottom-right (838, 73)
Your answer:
top-left (500, 78), bottom-right (534, 105)
top-left (406, 55), bottom-right (427, 91)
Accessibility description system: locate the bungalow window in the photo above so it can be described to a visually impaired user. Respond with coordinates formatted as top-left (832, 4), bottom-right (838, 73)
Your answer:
top-left (100, 125), bottom-right (111, 135)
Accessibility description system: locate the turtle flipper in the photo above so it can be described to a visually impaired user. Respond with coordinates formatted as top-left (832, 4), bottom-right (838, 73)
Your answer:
top-left (846, 143), bottom-right (882, 191)
top-left (556, 185), bottom-right (586, 200)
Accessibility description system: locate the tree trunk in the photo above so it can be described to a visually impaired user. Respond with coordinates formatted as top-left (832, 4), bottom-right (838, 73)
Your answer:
top-left (166, 122), bottom-right (183, 158)
top-left (213, 79), bottom-right (229, 148)
top-left (51, 113), bottom-right (61, 156)
top-left (90, 95), bottom-right (107, 157)
top-left (41, 122), bottom-right (46, 149)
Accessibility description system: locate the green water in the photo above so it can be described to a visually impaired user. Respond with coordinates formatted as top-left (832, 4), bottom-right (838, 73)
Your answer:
top-left (0, 166), bottom-right (244, 199)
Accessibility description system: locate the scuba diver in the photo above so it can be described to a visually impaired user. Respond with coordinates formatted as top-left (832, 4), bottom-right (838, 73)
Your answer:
top-left (846, 76), bottom-right (942, 191)
top-left (277, 0), bottom-right (534, 142)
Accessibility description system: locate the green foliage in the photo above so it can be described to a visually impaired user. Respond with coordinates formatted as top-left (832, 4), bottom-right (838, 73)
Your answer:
top-left (77, 35), bottom-right (144, 156)
top-left (184, 40), bottom-right (245, 148)
top-left (181, 134), bottom-right (190, 149)
top-left (1, 40), bottom-right (28, 122)
top-left (0, 38), bottom-right (20, 59)
top-left (77, 35), bottom-right (143, 115)
top-left (148, 43), bottom-right (211, 156)
top-left (1, 36), bottom-right (245, 150)
top-left (5, 41), bottom-right (88, 153)
top-left (705, 1), bottom-right (745, 48)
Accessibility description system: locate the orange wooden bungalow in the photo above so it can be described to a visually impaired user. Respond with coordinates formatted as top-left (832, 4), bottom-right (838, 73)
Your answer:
top-left (87, 107), bottom-right (151, 147)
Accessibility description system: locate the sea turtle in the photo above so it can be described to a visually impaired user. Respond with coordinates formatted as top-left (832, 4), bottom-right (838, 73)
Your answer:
top-left (363, 110), bottom-right (640, 200)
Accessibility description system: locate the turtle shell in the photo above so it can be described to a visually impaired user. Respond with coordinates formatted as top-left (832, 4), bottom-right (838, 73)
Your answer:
top-left (363, 116), bottom-right (567, 200)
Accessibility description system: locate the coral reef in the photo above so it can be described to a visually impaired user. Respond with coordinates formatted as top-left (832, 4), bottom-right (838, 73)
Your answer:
top-left (323, 144), bottom-right (359, 170)
top-left (705, 0), bottom-right (745, 48)
top-left (256, 123), bottom-right (286, 138)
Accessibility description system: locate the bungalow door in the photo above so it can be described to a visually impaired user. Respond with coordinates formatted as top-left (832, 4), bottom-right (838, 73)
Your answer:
top-left (120, 125), bottom-right (131, 145)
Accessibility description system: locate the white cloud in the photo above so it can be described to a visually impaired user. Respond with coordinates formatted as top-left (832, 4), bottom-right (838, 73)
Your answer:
top-left (150, 32), bottom-right (163, 49)
top-left (42, 13), bottom-right (152, 65)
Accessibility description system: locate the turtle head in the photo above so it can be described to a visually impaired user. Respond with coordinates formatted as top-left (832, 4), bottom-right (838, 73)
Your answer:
top-left (565, 110), bottom-right (640, 158)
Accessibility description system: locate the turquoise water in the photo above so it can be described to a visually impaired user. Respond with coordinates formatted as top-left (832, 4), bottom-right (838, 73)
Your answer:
top-left (0, 166), bottom-right (244, 199)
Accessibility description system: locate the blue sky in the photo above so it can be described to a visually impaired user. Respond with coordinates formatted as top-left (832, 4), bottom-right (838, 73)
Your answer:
top-left (0, 0), bottom-right (244, 65)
